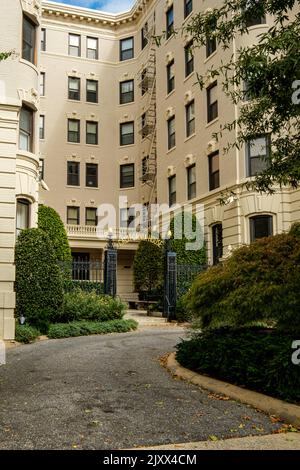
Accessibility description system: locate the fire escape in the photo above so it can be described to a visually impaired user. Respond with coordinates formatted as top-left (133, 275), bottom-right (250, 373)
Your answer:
top-left (138, 26), bottom-right (157, 203)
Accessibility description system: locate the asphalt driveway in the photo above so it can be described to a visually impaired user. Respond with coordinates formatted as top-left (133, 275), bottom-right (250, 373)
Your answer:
top-left (0, 327), bottom-right (281, 449)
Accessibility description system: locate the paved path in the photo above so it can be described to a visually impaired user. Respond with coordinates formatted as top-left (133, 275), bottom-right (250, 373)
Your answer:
top-left (0, 328), bottom-right (283, 450)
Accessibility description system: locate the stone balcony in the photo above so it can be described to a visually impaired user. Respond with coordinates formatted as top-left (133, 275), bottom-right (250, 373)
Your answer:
top-left (66, 225), bottom-right (148, 243)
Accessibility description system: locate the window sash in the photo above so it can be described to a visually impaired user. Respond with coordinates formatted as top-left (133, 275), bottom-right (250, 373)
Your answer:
top-left (68, 77), bottom-right (80, 100)
top-left (86, 208), bottom-right (97, 226)
top-left (250, 215), bottom-right (273, 242)
top-left (69, 34), bottom-right (80, 56)
top-left (212, 224), bottom-right (223, 265)
top-left (168, 117), bottom-right (176, 149)
top-left (142, 23), bottom-right (148, 49)
top-left (41, 28), bottom-right (46, 51)
top-left (247, 136), bottom-right (269, 176)
top-left (185, 43), bottom-right (194, 76)
top-left (184, 0), bottom-right (193, 18)
top-left (120, 37), bottom-right (134, 61)
top-left (16, 199), bottom-right (30, 236)
top-left (19, 107), bottom-right (33, 152)
top-left (209, 152), bottom-right (220, 190)
top-left (168, 176), bottom-right (176, 206)
top-left (40, 72), bottom-right (45, 96)
top-left (167, 61), bottom-right (175, 93)
top-left (86, 122), bottom-right (98, 145)
top-left (39, 115), bottom-right (45, 140)
top-left (86, 163), bottom-right (98, 187)
top-left (87, 37), bottom-right (98, 59)
top-left (207, 83), bottom-right (218, 122)
top-left (68, 119), bottom-right (80, 143)
top-left (22, 16), bottom-right (36, 64)
top-left (120, 122), bottom-right (134, 145)
top-left (166, 7), bottom-right (174, 38)
top-left (120, 80), bottom-right (134, 104)
top-left (187, 165), bottom-right (196, 200)
top-left (120, 164), bottom-right (134, 188)
top-left (67, 162), bottom-right (80, 186)
top-left (186, 101), bottom-right (195, 136)
top-left (67, 207), bottom-right (80, 225)
top-left (86, 80), bottom-right (98, 103)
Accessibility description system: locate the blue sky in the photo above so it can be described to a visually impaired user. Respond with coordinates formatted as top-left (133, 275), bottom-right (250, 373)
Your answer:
top-left (56, 1), bottom-right (134, 14)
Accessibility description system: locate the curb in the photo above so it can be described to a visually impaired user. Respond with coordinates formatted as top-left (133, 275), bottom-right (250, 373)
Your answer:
top-left (166, 352), bottom-right (300, 428)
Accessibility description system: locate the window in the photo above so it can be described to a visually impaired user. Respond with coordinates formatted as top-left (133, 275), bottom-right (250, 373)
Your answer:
top-left (141, 68), bottom-right (148, 96)
top-left (86, 163), bottom-right (98, 187)
top-left (206, 20), bottom-right (217, 57)
top-left (16, 199), bottom-right (30, 237)
top-left (86, 208), bottom-right (97, 226)
top-left (120, 208), bottom-right (135, 228)
top-left (41, 28), bottom-right (46, 51)
top-left (69, 34), bottom-right (80, 57)
top-left (22, 15), bottom-right (36, 64)
top-left (120, 80), bottom-right (134, 104)
top-left (67, 119), bottom-right (80, 143)
top-left (209, 151), bottom-right (220, 190)
top-left (86, 80), bottom-right (98, 103)
top-left (40, 72), bottom-right (45, 96)
top-left (67, 162), bottom-right (80, 186)
top-left (187, 164), bottom-right (196, 200)
top-left (212, 224), bottom-right (223, 265)
top-left (39, 115), bottom-right (45, 140)
top-left (168, 175), bottom-right (176, 207)
top-left (207, 82), bottom-right (218, 122)
top-left (184, 0), bottom-right (193, 18)
top-left (141, 112), bottom-right (148, 139)
top-left (39, 158), bottom-right (45, 181)
top-left (142, 155), bottom-right (149, 176)
top-left (166, 6), bottom-right (174, 39)
top-left (247, 136), bottom-right (270, 176)
top-left (87, 37), bottom-right (98, 59)
top-left (120, 163), bottom-right (135, 188)
top-left (120, 122), bottom-right (134, 146)
top-left (245, 7), bottom-right (266, 28)
top-left (167, 60), bottom-right (175, 94)
top-left (167, 116), bottom-right (176, 150)
top-left (68, 77), bottom-right (80, 101)
top-left (67, 206), bottom-right (80, 225)
top-left (250, 215), bottom-right (273, 242)
top-left (141, 22), bottom-right (148, 50)
top-left (120, 37), bottom-right (134, 61)
top-left (185, 41), bottom-right (194, 77)
top-left (86, 121), bottom-right (98, 145)
top-left (186, 100), bottom-right (195, 137)
top-left (19, 106), bottom-right (33, 152)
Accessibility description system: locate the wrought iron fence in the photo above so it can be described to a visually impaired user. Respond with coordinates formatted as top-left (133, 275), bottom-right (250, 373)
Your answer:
top-left (59, 261), bottom-right (105, 295)
top-left (176, 264), bottom-right (207, 298)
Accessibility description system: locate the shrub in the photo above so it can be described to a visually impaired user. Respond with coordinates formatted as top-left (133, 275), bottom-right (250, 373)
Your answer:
top-left (133, 240), bottom-right (164, 300)
top-left (38, 205), bottom-right (72, 263)
top-left (169, 212), bottom-right (206, 265)
top-left (15, 324), bottom-right (40, 343)
top-left (15, 229), bottom-right (64, 330)
top-left (54, 290), bottom-right (126, 323)
top-left (185, 232), bottom-right (300, 333)
top-left (63, 280), bottom-right (104, 295)
top-left (176, 328), bottom-right (300, 403)
top-left (48, 319), bottom-right (138, 339)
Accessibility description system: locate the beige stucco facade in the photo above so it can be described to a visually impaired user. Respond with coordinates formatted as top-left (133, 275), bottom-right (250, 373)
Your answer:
top-left (0, 0), bottom-right (299, 338)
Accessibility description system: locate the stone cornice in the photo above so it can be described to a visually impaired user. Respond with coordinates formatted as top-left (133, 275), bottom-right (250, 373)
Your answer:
top-left (42, 0), bottom-right (154, 28)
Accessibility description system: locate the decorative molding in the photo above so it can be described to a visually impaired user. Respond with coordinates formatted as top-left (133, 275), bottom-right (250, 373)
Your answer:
top-left (21, 0), bottom-right (42, 21)
top-left (167, 165), bottom-right (175, 177)
top-left (17, 87), bottom-right (39, 110)
top-left (184, 154), bottom-right (195, 168)
top-left (206, 140), bottom-right (218, 155)
top-left (165, 107), bottom-right (175, 120)
top-left (165, 52), bottom-right (174, 64)
top-left (164, 0), bottom-right (173, 13)
top-left (184, 90), bottom-right (194, 105)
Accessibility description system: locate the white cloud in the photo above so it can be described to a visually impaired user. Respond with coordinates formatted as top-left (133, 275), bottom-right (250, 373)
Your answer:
top-left (57, 0), bottom-right (134, 14)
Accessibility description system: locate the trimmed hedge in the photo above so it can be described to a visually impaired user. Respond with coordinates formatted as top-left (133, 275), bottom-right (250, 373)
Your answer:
top-left (184, 231), bottom-right (300, 333)
top-left (15, 324), bottom-right (40, 344)
top-left (52, 290), bottom-right (126, 323)
top-left (15, 228), bottom-right (64, 332)
top-left (176, 328), bottom-right (300, 403)
top-left (38, 205), bottom-right (72, 263)
top-left (48, 319), bottom-right (138, 339)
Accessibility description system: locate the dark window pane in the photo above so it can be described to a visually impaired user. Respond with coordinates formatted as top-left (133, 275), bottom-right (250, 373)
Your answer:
top-left (120, 37), bottom-right (134, 61)
top-left (86, 121), bottom-right (98, 145)
top-left (247, 136), bottom-right (270, 176)
top-left (68, 119), bottom-right (80, 143)
top-left (86, 163), bottom-right (98, 187)
top-left (86, 80), bottom-right (98, 103)
top-left (68, 77), bottom-right (80, 100)
top-left (86, 208), bottom-right (97, 226)
top-left (167, 60), bottom-right (175, 94)
top-left (120, 80), bottom-right (134, 104)
top-left (120, 122), bottom-right (134, 145)
top-left (212, 224), bottom-right (223, 265)
top-left (187, 164), bottom-right (196, 200)
top-left (22, 16), bottom-right (36, 64)
top-left (209, 151), bottom-right (220, 190)
top-left (67, 206), bottom-right (80, 225)
top-left (67, 161), bottom-right (80, 186)
top-left (184, 0), bottom-right (193, 18)
top-left (250, 215), bottom-right (273, 242)
top-left (207, 82), bottom-right (218, 122)
top-left (185, 42), bottom-right (194, 77)
top-left (168, 175), bottom-right (176, 206)
top-left (120, 164), bottom-right (134, 188)
top-left (166, 6), bottom-right (174, 39)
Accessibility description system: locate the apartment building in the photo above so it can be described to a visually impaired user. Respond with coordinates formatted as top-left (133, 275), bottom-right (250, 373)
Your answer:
top-left (0, 0), bottom-right (299, 338)
top-left (0, 0), bottom-right (41, 339)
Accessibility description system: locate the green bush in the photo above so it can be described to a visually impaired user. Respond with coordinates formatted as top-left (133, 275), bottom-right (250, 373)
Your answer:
top-left (15, 324), bottom-right (40, 343)
top-left (48, 319), bottom-right (138, 339)
top-left (185, 231), bottom-right (300, 333)
top-left (176, 328), bottom-right (300, 403)
top-left (53, 290), bottom-right (126, 323)
top-left (15, 229), bottom-right (64, 331)
top-left (169, 212), bottom-right (206, 265)
top-left (175, 295), bottom-right (193, 322)
top-left (133, 240), bottom-right (164, 300)
top-left (38, 205), bottom-right (72, 263)
top-left (63, 279), bottom-right (104, 295)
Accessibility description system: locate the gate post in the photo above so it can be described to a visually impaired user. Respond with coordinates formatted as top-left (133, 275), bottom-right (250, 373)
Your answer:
top-left (163, 231), bottom-right (177, 321)
top-left (104, 230), bottom-right (117, 297)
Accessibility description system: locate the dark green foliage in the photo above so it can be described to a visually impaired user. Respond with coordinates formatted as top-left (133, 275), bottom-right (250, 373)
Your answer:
top-left (133, 240), bottom-right (164, 299)
top-left (63, 280), bottom-right (104, 295)
top-left (53, 290), bottom-right (126, 323)
top-left (176, 328), bottom-right (300, 403)
top-left (179, 1), bottom-right (300, 192)
top-left (15, 229), bottom-right (64, 329)
top-left (169, 212), bottom-right (206, 265)
top-left (15, 324), bottom-right (40, 343)
top-left (48, 319), bottom-right (138, 339)
top-left (175, 295), bottom-right (193, 323)
top-left (290, 222), bottom-right (300, 238)
top-left (38, 205), bottom-right (72, 263)
top-left (185, 232), bottom-right (300, 333)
